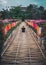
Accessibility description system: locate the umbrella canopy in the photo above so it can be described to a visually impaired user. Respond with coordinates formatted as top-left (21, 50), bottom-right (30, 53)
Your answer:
top-left (34, 20), bottom-right (46, 23)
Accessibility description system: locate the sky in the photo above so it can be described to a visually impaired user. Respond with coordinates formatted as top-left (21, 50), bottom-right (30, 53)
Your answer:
top-left (0, 0), bottom-right (46, 10)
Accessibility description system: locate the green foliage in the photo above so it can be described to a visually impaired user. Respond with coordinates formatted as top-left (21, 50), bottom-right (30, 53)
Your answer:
top-left (9, 6), bottom-right (22, 19)
top-left (44, 37), bottom-right (46, 50)
top-left (0, 4), bottom-right (46, 19)
top-left (0, 21), bottom-right (4, 54)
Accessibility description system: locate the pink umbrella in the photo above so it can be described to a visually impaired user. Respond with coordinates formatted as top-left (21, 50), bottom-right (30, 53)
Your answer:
top-left (2, 19), bottom-right (9, 23)
top-left (34, 20), bottom-right (46, 23)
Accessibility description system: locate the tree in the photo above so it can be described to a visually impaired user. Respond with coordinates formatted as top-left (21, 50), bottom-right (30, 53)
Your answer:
top-left (38, 6), bottom-right (44, 19)
top-left (0, 5), bottom-right (46, 20)
top-left (10, 6), bottom-right (22, 19)
top-left (42, 10), bottom-right (46, 19)
top-left (26, 4), bottom-right (45, 19)
top-left (38, 6), bottom-right (44, 11)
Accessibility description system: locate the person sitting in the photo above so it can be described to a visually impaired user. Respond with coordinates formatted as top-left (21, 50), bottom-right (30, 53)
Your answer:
top-left (21, 26), bottom-right (25, 32)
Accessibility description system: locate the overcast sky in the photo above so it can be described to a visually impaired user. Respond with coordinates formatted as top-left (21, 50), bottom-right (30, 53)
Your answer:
top-left (0, 0), bottom-right (46, 10)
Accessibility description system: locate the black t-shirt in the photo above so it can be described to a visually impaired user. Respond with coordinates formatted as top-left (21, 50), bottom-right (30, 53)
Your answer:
top-left (22, 27), bottom-right (25, 32)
